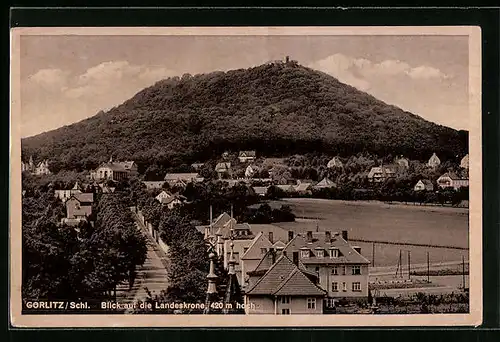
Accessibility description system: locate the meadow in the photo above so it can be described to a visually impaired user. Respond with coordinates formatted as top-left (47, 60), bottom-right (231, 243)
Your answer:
top-left (271, 198), bottom-right (469, 268)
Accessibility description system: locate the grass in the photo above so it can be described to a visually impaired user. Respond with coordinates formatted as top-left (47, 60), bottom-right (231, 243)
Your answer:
top-left (271, 198), bottom-right (469, 267)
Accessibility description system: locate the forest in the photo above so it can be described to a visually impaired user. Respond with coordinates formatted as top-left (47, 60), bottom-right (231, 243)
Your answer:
top-left (21, 61), bottom-right (468, 174)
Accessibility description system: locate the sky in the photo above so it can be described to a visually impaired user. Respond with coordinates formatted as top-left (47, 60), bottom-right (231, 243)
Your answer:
top-left (19, 34), bottom-right (469, 137)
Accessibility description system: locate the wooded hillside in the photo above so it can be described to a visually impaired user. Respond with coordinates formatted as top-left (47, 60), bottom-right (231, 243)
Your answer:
top-left (22, 61), bottom-right (468, 173)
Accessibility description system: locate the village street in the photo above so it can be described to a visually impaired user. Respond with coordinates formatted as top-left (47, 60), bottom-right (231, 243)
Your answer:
top-left (115, 209), bottom-right (170, 312)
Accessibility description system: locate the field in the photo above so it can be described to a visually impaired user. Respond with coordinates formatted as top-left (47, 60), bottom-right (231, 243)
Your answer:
top-left (270, 198), bottom-right (469, 269)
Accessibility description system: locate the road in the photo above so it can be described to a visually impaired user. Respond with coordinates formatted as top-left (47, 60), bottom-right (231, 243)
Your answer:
top-left (114, 209), bottom-right (170, 312)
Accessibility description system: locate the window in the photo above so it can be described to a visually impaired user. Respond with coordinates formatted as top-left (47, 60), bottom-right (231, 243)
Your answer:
top-left (331, 266), bottom-right (338, 275)
top-left (342, 282), bottom-right (347, 292)
top-left (280, 296), bottom-right (290, 304)
top-left (301, 250), bottom-right (309, 258)
top-left (307, 298), bottom-right (316, 310)
top-left (342, 266), bottom-right (346, 275)
top-left (352, 265), bottom-right (361, 275)
top-left (331, 282), bottom-right (338, 292)
top-left (316, 250), bottom-right (324, 258)
top-left (281, 308), bottom-right (290, 315)
top-left (330, 248), bottom-right (339, 258)
top-left (352, 282), bottom-right (361, 292)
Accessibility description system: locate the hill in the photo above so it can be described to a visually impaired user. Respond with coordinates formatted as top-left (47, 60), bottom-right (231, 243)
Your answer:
top-left (21, 60), bottom-right (468, 173)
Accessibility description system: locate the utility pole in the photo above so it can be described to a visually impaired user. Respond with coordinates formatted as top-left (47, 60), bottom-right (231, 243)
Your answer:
top-left (462, 255), bottom-right (466, 290)
top-left (372, 242), bottom-right (375, 267)
top-left (407, 251), bottom-right (411, 280)
top-left (427, 251), bottom-right (430, 283)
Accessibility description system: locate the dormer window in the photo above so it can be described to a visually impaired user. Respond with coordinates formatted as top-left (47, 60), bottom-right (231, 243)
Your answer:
top-left (330, 248), bottom-right (339, 258)
top-left (300, 249), bottom-right (310, 258)
top-left (316, 249), bottom-right (324, 258)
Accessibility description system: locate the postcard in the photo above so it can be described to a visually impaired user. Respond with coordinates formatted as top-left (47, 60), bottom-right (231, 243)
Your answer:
top-left (10, 26), bottom-right (482, 327)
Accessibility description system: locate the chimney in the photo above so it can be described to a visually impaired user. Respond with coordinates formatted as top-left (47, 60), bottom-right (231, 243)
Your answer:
top-left (269, 232), bottom-right (274, 244)
top-left (341, 230), bottom-right (348, 241)
top-left (288, 231), bottom-right (294, 242)
top-left (325, 231), bottom-right (331, 243)
top-left (285, 56), bottom-right (290, 63)
top-left (307, 231), bottom-right (313, 243)
top-left (353, 246), bottom-right (362, 254)
top-left (292, 251), bottom-right (299, 266)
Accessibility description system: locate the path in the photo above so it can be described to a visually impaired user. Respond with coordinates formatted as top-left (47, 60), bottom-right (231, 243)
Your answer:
top-left (114, 209), bottom-right (170, 312)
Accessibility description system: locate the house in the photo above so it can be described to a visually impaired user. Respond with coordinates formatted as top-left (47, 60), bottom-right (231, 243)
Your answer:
top-left (142, 181), bottom-right (166, 190)
top-left (158, 195), bottom-right (185, 209)
top-left (427, 153), bottom-right (441, 168)
top-left (119, 161), bottom-right (138, 177)
top-left (195, 212), bottom-right (236, 244)
top-left (394, 156), bottom-right (409, 169)
top-left (252, 186), bottom-right (269, 197)
top-left (98, 183), bottom-right (116, 193)
top-left (244, 254), bottom-right (326, 314)
top-left (327, 156), bottom-right (343, 169)
top-left (414, 179), bottom-right (434, 191)
top-left (93, 161), bottom-right (128, 181)
top-left (164, 173), bottom-right (203, 187)
top-left (63, 193), bottom-right (94, 225)
top-left (276, 184), bottom-right (296, 193)
top-left (191, 163), bottom-right (204, 171)
top-left (238, 151), bottom-right (256, 163)
top-left (54, 182), bottom-right (83, 202)
top-left (34, 160), bottom-right (51, 175)
top-left (282, 230), bottom-right (370, 306)
top-left (437, 172), bottom-right (469, 190)
top-left (367, 165), bottom-right (398, 182)
top-left (240, 227), bottom-right (289, 287)
top-left (91, 158), bottom-right (138, 181)
top-left (155, 190), bottom-right (172, 203)
top-left (313, 177), bottom-right (336, 189)
top-left (294, 182), bottom-right (312, 195)
top-left (215, 162), bottom-right (232, 179)
top-left (460, 154), bottom-right (469, 169)
top-left (245, 165), bottom-right (257, 178)
top-left (22, 156), bottom-right (35, 173)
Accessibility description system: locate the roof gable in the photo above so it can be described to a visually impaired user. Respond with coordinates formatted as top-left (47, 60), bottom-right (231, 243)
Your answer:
top-left (273, 268), bottom-right (326, 296)
top-left (245, 255), bottom-right (296, 295)
top-left (241, 232), bottom-right (273, 260)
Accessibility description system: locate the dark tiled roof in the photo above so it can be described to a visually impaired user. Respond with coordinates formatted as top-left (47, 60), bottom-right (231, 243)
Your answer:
top-left (246, 255), bottom-right (326, 296)
top-left (440, 172), bottom-right (468, 181)
top-left (283, 233), bottom-right (370, 264)
top-left (164, 173), bottom-right (201, 181)
top-left (252, 186), bottom-right (269, 195)
top-left (273, 268), bottom-right (326, 296)
top-left (72, 193), bottom-right (94, 203)
top-left (420, 179), bottom-right (433, 186)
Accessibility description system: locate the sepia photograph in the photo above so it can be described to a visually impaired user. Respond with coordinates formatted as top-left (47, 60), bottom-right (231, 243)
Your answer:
top-left (10, 26), bottom-right (482, 327)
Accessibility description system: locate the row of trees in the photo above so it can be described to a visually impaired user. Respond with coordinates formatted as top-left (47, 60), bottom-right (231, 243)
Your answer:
top-left (128, 180), bottom-right (231, 312)
top-left (265, 182), bottom-right (469, 206)
top-left (22, 185), bottom-right (147, 307)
